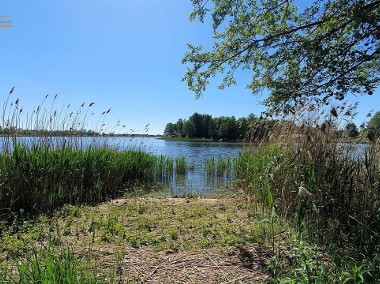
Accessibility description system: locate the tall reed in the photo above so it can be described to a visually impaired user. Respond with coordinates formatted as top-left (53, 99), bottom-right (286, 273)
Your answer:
top-left (0, 88), bottom-right (172, 220)
top-left (204, 156), bottom-right (236, 177)
top-left (0, 145), bottom-right (163, 218)
top-left (238, 105), bottom-right (380, 269)
top-left (175, 156), bottom-right (187, 174)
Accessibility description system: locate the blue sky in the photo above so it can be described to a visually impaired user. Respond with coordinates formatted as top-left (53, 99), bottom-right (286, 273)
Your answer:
top-left (0, 1), bottom-right (378, 134)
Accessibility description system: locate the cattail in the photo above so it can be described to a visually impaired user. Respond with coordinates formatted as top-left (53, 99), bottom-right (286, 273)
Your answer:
top-left (20, 108), bottom-right (23, 113)
top-left (15, 98), bottom-right (19, 106)
top-left (106, 108), bottom-right (111, 114)
top-left (89, 102), bottom-right (95, 107)
top-left (81, 102), bottom-right (85, 107)
top-left (9, 86), bottom-right (15, 94)
top-left (330, 107), bottom-right (338, 118)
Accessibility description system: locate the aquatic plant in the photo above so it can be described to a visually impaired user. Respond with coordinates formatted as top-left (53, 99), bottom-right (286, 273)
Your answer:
top-left (175, 156), bottom-right (187, 174)
top-left (204, 156), bottom-right (236, 177)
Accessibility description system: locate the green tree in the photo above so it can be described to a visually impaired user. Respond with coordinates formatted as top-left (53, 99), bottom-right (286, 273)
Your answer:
top-left (164, 123), bottom-right (176, 137)
top-left (185, 119), bottom-right (197, 138)
top-left (216, 116), bottom-right (237, 139)
top-left (183, 0), bottom-right (380, 115)
top-left (176, 119), bottom-right (186, 137)
top-left (367, 111), bottom-right (380, 141)
top-left (345, 122), bottom-right (359, 138)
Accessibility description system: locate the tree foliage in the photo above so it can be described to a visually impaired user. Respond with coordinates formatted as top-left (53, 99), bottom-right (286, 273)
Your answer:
top-left (367, 110), bottom-right (380, 140)
top-left (345, 122), bottom-right (359, 138)
top-left (183, 0), bottom-right (380, 115)
top-left (163, 113), bottom-right (261, 140)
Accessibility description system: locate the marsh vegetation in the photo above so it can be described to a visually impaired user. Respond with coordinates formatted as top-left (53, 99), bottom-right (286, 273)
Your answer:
top-left (0, 89), bottom-right (379, 283)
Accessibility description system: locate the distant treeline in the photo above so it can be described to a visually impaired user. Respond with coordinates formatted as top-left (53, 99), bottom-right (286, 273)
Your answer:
top-left (164, 111), bottom-right (380, 142)
top-left (0, 128), bottom-right (153, 137)
top-left (0, 128), bottom-right (102, 137)
top-left (164, 113), bottom-right (276, 140)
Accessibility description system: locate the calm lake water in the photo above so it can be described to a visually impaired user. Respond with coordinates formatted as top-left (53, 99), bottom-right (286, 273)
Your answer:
top-left (3, 136), bottom-right (245, 194)
top-left (120, 137), bottom-right (245, 194)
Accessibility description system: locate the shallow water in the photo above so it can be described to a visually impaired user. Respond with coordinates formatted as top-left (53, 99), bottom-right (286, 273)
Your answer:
top-left (122, 137), bottom-right (245, 194)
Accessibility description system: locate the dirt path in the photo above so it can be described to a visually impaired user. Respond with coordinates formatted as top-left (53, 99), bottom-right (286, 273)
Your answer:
top-left (90, 197), bottom-right (272, 283)
top-left (94, 244), bottom-right (271, 283)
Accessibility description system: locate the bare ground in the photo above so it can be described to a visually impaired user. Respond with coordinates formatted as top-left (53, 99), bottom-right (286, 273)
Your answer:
top-left (87, 197), bottom-right (272, 283)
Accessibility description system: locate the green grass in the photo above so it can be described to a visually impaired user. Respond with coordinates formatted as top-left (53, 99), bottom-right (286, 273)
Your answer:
top-left (2, 247), bottom-right (101, 284)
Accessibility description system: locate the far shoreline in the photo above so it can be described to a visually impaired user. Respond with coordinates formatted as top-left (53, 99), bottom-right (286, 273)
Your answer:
top-left (158, 136), bottom-right (244, 143)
